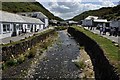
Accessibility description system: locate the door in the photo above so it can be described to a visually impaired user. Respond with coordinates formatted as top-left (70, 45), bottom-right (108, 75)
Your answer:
top-left (12, 24), bottom-right (17, 36)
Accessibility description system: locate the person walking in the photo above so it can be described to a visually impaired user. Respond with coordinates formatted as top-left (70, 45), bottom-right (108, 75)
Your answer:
top-left (100, 27), bottom-right (103, 35)
top-left (103, 27), bottom-right (106, 35)
top-left (113, 27), bottom-right (116, 36)
top-left (118, 27), bottom-right (120, 36)
top-left (110, 27), bottom-right (114, 36)
top-left (109, 27), bottom-right (112, 36)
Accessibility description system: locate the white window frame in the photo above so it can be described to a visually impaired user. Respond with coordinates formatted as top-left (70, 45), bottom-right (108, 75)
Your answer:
top-left (3, 23), bottom-right (11, 34)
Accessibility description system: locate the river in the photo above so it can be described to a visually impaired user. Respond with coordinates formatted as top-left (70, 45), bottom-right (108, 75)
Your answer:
top-left (33, 30), bottom-right (81, 79)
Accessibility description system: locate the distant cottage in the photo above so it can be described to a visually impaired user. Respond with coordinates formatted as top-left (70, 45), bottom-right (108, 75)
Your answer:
top-left (82, 16), bottom-right (109, 27)
top-left (0, 11), bottom-right (45, 39)
top-left (82, 16), bottom-right (98, 27)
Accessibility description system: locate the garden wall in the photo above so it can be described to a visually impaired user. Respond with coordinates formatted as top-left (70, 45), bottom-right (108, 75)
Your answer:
top-left (67, 27), bottom-right (119, 80)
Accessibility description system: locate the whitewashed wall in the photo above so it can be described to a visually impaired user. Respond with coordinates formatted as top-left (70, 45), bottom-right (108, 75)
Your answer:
top-left (40, 25), bottom-right (44, 30)
top-left (45, 19), bottom-right (49, 28)
top-left (110, 21), bottom-right (119, 27)
top-left (82, 20), bottom-right (93, 26)
top-left (23, 24), bottom-right (27, 32)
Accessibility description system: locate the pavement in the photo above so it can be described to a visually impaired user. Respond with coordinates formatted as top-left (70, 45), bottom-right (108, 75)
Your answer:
top-left (84, 27), bottom-right (119, 43)
top-left (0, 28), bottom-right (50, 44)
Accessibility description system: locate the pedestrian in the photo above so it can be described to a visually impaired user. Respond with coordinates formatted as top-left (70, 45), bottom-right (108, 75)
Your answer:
top-left (110, 27), bottom-right (114, 36)
top-left (113, 28), bottom-right (116, 36)
top-left (109, 27), bottom-right (112, 36)
top-left (103, 27), bottom-right (106, 35)
top-left (118, 27), bottom-right (120, 36)
top-left (100, 27), bottom-right (103, 35)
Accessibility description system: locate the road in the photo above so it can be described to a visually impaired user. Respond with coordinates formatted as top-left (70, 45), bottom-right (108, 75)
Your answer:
top-left (32, 31), bottom-right (81, 79)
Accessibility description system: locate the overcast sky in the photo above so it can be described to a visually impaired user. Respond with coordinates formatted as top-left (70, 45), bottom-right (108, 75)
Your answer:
top-left (36, 0), bottom-right (119, 20)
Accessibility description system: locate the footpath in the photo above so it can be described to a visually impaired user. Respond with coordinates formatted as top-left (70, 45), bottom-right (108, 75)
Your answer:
top-left (84, 27), bottom-right (119, 43)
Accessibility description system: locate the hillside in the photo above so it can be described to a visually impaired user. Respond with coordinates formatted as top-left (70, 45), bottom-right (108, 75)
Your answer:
top-left (1, 2), bottom-right (63, 21)
top-left (71, 5), bottom-right (120, 21)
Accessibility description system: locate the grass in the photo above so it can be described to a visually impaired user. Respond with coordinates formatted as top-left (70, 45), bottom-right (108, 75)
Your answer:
top-left (54, 26), bottom-right (67, 31)
top-left (71, 26), bottom-right (120, 73)
top-left (75, 60), bottom-right (86, 69)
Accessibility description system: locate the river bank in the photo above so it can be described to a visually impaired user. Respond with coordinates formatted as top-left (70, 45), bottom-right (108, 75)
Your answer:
top-left (2, 30), bottom-right (58, 78)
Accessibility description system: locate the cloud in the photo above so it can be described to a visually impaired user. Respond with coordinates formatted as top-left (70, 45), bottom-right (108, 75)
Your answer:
top-left (45, 0), bottom-right (116, 20)
top-left (101, 1), bottom-right (115, 7)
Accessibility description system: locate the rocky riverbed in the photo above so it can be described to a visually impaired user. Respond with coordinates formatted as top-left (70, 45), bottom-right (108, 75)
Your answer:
top-left (26, 30), bottom-right (81, 79)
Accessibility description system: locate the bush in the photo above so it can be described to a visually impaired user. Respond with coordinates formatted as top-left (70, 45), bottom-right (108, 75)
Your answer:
top-left (2, 63), bottom-right (6, 70)
top-left (17, 54), bottom-right (25, 64)
top-left (27, 48), bottom-right (36, 59)
top-left (55, 26), bottom-right (67, 30)
top-left (74, 60), bottom-right (86, 69)
top-left (6, 59), bottom-right (17, 67)
top-left (79, 61), bottom-right (86, 69)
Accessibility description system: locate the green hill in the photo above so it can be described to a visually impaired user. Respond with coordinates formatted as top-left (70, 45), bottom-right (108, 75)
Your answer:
top-left (71, 5), bottom-right (120, 21)
top-left (1, 2), bottom-right (63, 21)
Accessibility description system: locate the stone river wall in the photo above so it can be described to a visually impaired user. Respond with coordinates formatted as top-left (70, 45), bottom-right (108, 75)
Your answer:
top-left (1, 30), bottom-right (55, 62)
top-left (67, 27), bottom-right (119, 80)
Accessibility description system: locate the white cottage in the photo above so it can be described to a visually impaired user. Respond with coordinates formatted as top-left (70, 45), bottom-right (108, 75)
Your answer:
top-left (82, 16), bottom-right (98, 26)
top-left (21, 16), bottom-right (44, 33)
top-left (0, 11), bottom-right (44, 39)
top-left (18, 12), bottom-right (49, 29)
top-left (94, 19), bottom-right (108, 27)
top-left (0, 11), bottom-right (25, 39)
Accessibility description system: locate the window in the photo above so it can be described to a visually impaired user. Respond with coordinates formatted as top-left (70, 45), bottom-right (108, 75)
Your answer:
top-left (7, 25), bottom-right (10, 32)
top-left (3, 24), bottom-right (6, 32)
top-left (19, 24), bottom-right (22, 30)
top-left (3, 24), bottom-right (10, 33)
top-left (27, 24), bottom-right (31, 28)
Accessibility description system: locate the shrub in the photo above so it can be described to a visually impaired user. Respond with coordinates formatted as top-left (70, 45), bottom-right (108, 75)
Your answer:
top-left (6, 59), bottom-right (17, 67)
top-left (55, 26), bottom-right (67, 30)
top-left (2, 63), bottom-right (6, 70)
top-left (17, 54), bottom-right (25, 64)
top-left (74, 60), bottom-right (86, 69)
top-left (27, 48), bottom-right (36, 59)
top-left (79, 61), bottom-right (86, 69)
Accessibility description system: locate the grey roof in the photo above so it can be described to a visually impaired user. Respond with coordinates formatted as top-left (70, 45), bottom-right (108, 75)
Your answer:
top-left (0, 10), bottom-right (44, 24)
top-left (85, 16), bottom-right (98, 20)
top-left (18, 12), bottom-right (48, 19)
top-left (21, 16), bottom-right (44, 24)
top-left (0, 10), bottom-right (25, 23)
top-left (32, 12), bottom-right (48, 19)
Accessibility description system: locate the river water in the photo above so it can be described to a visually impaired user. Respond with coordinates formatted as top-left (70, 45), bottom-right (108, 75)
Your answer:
top-left (33, 31), bottom-right (81, 79)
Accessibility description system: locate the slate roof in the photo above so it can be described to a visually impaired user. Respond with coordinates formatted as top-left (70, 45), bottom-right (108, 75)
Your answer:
top-left (33, 12), bottom-right (48, 19)
top-left (0, 10), bottom-right (25, 23)
top-left (18, 12), bottom-right (48, 19)
top-left (21, 16), bottom-right (44, 24)
top-left (0, 10), bottom-right (44, 24)
top-left (85, 16), bottom-right (98, 20)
